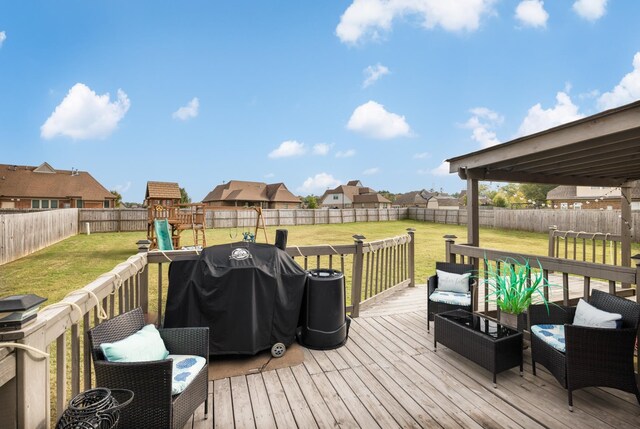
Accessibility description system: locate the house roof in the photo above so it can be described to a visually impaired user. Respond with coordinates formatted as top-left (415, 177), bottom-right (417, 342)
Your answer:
top-left (429, 195), bottom-right (459, 206)
top-left (202, 180), bottom-right (300, 204)
top-left (448, 100), bottom-right (640, 187)
top-left (353, 193), bottom-right (391, 203)
top-left (0, 163), bottom-right (115, 200)
top-left (145, 181), bottom-right (181, 200)
top-left (394, 191), bottom-right (430, 205)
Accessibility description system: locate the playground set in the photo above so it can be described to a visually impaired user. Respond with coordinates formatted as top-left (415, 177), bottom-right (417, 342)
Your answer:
top-left (147, 205), bottom-right (269, 250)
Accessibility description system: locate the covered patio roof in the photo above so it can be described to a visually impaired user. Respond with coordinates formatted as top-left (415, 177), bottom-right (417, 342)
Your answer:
top-left (448, 100), bottom-right (640, 187)
top-left (446, 99), bottom-right (640, 253)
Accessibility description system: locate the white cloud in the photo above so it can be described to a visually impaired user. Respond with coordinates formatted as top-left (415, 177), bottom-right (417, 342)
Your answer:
top-left (264, 173), bottom-right (275, 178)
top-left (113, 181), bottom-right (132, 193)
top-left (336, 0), bottom-right (497, 44)
top-left (298, 173), bottom-right (342, 194)
top-left (598, 52), bottom-right (640, 110)
top-left (515, 0), bottom-right (548, 28)
top-left (0, 31), bottom-right (6, 47)
top-left (41, 83), bottom-right (130, 140)
top-left (573, 0), bottom-right (607, 21)
top-left (413, 152), bottom-right (430, 159)
top-left (431, 161), bottom-right (451, 176)
top-left (462, 107), bottom-right (503, 148)
top-left (363, 63), bottom-right (390, 88)
top-left (517, 92), bottom-right (584, 136)
top-left (363, 167), bottom-right (380, 175)
top-left (172, 97), bottom-right (199, 120)
top-left (313, 143), bottom-right (333, 155)
top-left (336, 149), bottom-right (356, 158)
top-left (347, 100), bottom-right (411, 139)
top-left (268, 140), bottom-right (306, 158)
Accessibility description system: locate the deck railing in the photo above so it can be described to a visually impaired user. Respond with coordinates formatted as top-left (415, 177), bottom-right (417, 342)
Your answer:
top-left (0, 230), bottom-right (414, 428)
top-left (548, 226), bottom-right (624, 266)
top-left (444, 236), bottom-right (639, 314)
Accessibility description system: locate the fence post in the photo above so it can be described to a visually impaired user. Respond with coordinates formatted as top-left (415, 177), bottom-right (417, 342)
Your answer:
top-left (351, 234), bottom-right (365, 318)
top-left (443, 234), bottom-right (457, 263)
top-left (548, 225), bottom-right (557, 258)
top-left (137, 239), bottom-right (151, 316)
top-left (407, 228), bottom-right (415, 287)
top-left (16, 324), bottom-right (48, 428)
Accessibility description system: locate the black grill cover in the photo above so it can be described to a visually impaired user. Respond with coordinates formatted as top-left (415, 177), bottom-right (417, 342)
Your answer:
top-left (163, 242), bottom-right (307, 355)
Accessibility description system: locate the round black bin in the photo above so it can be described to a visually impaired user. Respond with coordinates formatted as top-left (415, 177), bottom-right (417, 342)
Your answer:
top-left (298, 269), bottom-right (350, 350)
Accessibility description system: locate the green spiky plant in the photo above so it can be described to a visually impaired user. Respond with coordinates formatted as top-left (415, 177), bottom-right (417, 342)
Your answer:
top-left (483, 256), bottom-right (552, 315)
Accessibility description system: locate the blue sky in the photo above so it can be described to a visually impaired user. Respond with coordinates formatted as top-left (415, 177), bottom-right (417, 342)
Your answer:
top-left (2, 0), bottom-right (640, 202)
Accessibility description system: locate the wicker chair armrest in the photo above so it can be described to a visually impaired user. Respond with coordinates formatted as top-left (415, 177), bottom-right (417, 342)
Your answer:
top-left (159, 327), bottom-right (209, 358)
top-left (565, 325), bottom-right (638, 358)
top-left (428, 275), bottom-right (438, 296)
top-left (529, 304), bottom-right (575, 326)
top-left (93, 358), bottom-right (174, 394)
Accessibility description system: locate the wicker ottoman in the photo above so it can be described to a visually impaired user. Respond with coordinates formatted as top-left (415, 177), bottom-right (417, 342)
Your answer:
top-left (434, 309), bottom-right (523, 387)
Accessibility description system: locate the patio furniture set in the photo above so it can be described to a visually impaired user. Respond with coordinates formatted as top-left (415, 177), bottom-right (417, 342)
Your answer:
top-left (428, 262), bottom-right (640, 410)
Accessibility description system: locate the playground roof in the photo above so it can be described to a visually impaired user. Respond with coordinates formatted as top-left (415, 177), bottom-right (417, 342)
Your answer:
top-left (145, 181), bottom-right (181, 200)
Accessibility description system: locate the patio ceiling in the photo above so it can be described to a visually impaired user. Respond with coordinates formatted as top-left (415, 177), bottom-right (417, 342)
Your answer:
top-left (447, 100), bottom-right (640, 187)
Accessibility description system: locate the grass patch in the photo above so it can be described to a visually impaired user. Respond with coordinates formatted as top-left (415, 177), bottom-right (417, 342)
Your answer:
top-left (1, 220), bottom-right (581, 304)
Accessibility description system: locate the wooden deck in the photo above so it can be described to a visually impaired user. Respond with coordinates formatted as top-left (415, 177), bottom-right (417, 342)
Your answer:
top-left (186, 285), bottom-right (640, 428)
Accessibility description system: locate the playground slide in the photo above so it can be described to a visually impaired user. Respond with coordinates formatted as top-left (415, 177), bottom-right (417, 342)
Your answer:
top-left (154, 219), bottom-right (174, 251)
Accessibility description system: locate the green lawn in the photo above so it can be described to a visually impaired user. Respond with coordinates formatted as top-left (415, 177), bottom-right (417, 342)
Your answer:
top-left (1, 220), bottom-right (569, 305)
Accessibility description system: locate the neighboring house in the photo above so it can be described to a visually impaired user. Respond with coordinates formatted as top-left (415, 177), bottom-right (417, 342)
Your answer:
top-left (319, 180), bottom-right (391, 209)
top-left (547, 184), bottom-right (640, 210)
top-left (202, 180), bottom-right (301, 209)
top-left (394, 190), bottom-right (433, 207)
top-left (458, 190), bottom-right (492, 206)
top-left (0, 162), bottom-right (116, 209)
top-left (145, 181), bottom-right (182, 207)
top-left (426, 194), bottom-right (460, 210)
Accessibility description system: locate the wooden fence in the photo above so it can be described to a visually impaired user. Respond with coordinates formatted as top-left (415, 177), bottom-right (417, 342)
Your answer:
top-left (408, 207), bottom-right (640, 241)
top-left (0, 230), bottom-right (414, 427)
top-left (0, 209), bottom-right (78, 265)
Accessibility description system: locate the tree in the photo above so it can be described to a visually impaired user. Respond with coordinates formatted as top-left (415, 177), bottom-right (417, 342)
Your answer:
top-left (179, 187), bottom-right (191, 204)
top-left (378, 190), bottom-right (396, 202)
top-left (519, 183), bottom-right (556, 205)
top-left (492, 194), bottom-right (508, 208)
top-left (303, 195), bottom-right (318, 209)
top-left (109, 190), bottom-right (122, 208)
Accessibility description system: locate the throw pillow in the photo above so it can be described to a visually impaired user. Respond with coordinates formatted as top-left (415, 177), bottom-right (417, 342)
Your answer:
top-left (573, 299), bottom-right (622, 329)
top-left (101, 324), bottom-right (170, 362)
top-left (436, 270), bottom-right (471, 294)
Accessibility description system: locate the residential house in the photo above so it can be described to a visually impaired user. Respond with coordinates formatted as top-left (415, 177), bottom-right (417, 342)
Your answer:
top-left (0, 162), bottom-right (116, 209)
top-left (202, 180), bottom-right (301, 209)
top-left (426, 194), bottom-right (460, 210)
top-left (394, 190), bottom-right (433, 207)
top-left (145, 181), bottom-right (182, 207)
top-left (547, 184), bottom-right (640, 210)
top-left (319, 180), bottom-right (391, 209)
top-left (458, 190), bottom-right (492, 206)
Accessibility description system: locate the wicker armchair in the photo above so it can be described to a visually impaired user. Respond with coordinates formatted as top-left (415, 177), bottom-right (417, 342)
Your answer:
top-left (530, 290), bottom-right (640, 410)
top-left (87, 308), bottom-right (209, 429)
top-left (427, 262), bottom-right (475, 331)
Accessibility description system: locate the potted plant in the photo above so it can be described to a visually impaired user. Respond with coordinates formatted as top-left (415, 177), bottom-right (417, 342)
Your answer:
top-left (483, 256), bottom-right (552, 331)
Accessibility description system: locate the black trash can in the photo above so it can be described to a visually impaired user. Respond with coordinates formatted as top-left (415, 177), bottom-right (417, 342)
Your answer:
top-left (298, 269), bottom-right (350, 350)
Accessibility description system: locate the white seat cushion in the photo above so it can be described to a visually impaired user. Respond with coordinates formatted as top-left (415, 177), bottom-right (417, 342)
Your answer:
top-left (169, 354), bottom-right (207, 395)
top-left (531, 324), bottom-right (565, 353)
top-left (429, 290), bottom-right (470, 306)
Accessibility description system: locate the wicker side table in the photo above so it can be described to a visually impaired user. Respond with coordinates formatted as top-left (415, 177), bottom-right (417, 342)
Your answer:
top-left (434, 309), bottom-right (523, 387)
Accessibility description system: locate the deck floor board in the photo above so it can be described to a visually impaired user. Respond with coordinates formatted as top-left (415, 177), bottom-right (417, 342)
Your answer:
top-left (187, 284), bottom-right (640, 428)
